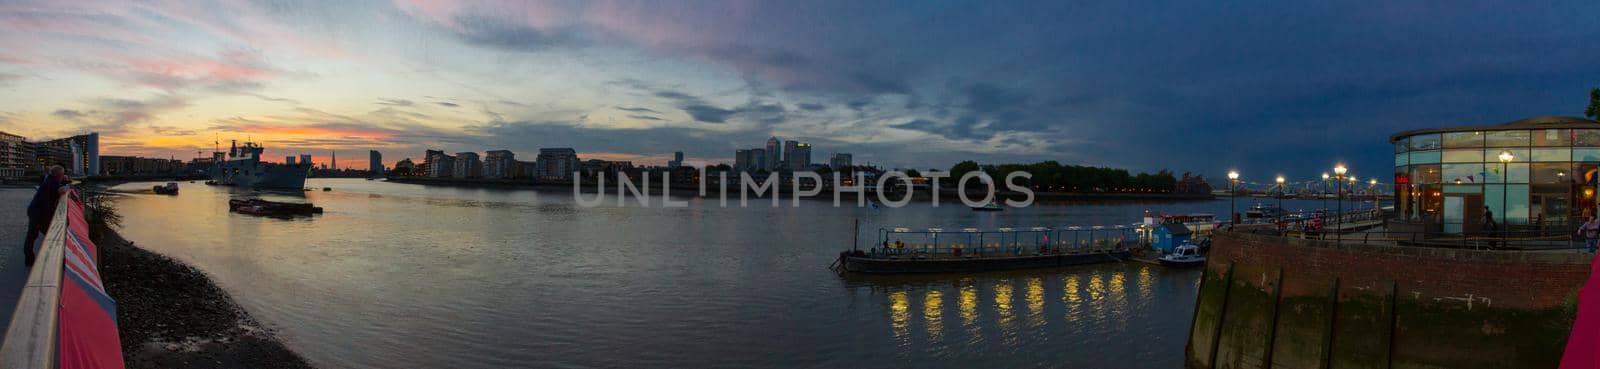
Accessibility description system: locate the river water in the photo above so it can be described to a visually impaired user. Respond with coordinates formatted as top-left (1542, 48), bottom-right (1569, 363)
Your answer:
top-left (107, 179), bottom-right (1378, 369)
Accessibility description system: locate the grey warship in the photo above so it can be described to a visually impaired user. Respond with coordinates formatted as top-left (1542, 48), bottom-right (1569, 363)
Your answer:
top-left (211, 140), bottom-right (311, 189)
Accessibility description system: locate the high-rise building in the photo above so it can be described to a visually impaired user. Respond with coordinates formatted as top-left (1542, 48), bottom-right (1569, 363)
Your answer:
top-left (331, 150), bottom-right (337, 170)
top-left (425, 150), bottom-right (454, 178)
top-left (536, 148), bottom-right (580, 180)
top-left (734, 149), bottom-right (752, 172)
top-left (765, 137), bottom-right (781, 171)
top-left (484, 150), bottom-right (516, 179)
top-left (453, 152), bottom-right (482, 178)
top-left (285, 156), bottom-right (297, 165)
top-left (830, 153), bottom-right (852, 170)
top-left (0, 131), bottom-right (29, 178)
top-left (369, 150), bottom-right (383, 177)
top-left (668, 151), bottom-right (684, 169)
top-left (452, 152), bottom-right (479, 178)
top-left (783, 141), bottom-right (811, 170)
top-left (300, 154), bottom-right (313, 168)
top-left (33, 133), bottom-right (99, 176)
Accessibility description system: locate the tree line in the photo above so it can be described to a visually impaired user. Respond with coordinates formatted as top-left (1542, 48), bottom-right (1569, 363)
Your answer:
top-left (946, 160), bottom-right (1210, 194)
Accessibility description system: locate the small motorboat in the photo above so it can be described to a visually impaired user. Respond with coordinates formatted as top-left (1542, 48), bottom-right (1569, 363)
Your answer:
top-left (971, 202), bottom-right (1004, 211)
top-left (1245, 204), bottom-right (1286, 218)
top-left (322, 187), bottom-right (332, 191)
top-left (1158, 241), bottom-right (1206, 267)
top-left (152, 182), bottom-right (179, 195)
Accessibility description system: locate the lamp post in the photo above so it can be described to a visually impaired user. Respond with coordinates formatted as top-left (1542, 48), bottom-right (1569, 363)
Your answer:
top-left (1228, 170), bottom-right (1240, 224)
top-left (1276, 175), bottom-right (1286, 213)
top-left (1369, 178), bottom-right (1379, 213)
top-left (1334, 165), bottom-right (1348, 241)
top-left (1322, 173), bottom-right (1331, 212)
top-left (1499, 150), bottom-right (1514, 230)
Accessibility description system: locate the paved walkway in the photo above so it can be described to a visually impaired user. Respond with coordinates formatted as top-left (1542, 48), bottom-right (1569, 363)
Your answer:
top-left (0, 188), bottom-right (36, 342)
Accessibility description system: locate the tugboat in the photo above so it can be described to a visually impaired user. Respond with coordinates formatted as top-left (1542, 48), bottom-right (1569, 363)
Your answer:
top-left (152, 181), bottom-right (179, 195)
top-left (1157, 241), bottom-right (1206, 267)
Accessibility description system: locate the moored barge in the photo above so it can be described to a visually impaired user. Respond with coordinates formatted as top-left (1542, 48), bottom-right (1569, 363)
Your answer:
top-left (836, 226), bottom-right (1135, 274)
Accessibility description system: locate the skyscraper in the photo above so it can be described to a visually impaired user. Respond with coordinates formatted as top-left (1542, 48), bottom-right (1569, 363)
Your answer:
top-left (830, 153), bottom-right (852, 169)
top-left (369, 150), bottom-right (383, 177)
top-left (765, 137), bottom-right (781, 171)
top-left (669, 151), bottom-right (684, 169)
top-left (783, 140), bottom-right (810, 170)
top-left (331, 150), bottom-right (337, 170)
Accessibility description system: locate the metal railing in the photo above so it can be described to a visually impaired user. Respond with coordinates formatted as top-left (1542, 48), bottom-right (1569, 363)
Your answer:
top-left (0, 195), bottom-right (71, 369)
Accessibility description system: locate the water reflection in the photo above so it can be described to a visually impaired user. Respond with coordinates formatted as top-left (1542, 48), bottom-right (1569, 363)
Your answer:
top-left (924, 290), bottom-right (943, 342)
top-left (110, 179), bottom-right (1209, 369)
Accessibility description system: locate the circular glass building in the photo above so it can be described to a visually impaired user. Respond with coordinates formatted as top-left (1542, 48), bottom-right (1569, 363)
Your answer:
top-left (1391, 116), bottom-right (1600, 234)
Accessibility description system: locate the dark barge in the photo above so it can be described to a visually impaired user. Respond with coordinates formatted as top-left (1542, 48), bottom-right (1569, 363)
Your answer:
top-left (835, 226), bottom-right (1136, 274)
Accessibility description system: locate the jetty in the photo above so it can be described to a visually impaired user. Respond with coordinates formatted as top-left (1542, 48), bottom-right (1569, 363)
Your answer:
top-left (834, 225), bottom-right (1137, 274)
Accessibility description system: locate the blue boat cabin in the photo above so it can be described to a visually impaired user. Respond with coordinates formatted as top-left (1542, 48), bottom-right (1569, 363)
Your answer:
top-left (1152, 223), bottom-right (1192, 254)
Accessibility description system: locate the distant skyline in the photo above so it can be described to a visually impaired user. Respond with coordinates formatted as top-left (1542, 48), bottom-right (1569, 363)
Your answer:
top-left (1, 1), bottom-right (1598, 179)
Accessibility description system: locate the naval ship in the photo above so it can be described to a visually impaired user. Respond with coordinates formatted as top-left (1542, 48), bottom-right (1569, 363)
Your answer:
top-left (210, 140), bottom-right (311, 189)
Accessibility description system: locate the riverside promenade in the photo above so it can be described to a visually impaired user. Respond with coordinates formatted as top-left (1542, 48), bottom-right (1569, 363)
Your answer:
top-left (0, 188), bottom-right (33, 341)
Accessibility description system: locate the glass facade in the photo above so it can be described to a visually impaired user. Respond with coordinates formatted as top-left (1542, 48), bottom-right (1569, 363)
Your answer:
top-left (1395, 125), bottom-right (1600, 234)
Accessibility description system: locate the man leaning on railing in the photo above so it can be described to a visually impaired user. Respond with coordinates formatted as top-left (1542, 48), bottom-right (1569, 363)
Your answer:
top-left (21, 165), bottom-right (70, 267)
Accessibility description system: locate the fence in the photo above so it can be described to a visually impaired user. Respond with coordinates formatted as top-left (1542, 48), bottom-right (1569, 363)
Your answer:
top-left (0, 189), bottom-right (124, 369)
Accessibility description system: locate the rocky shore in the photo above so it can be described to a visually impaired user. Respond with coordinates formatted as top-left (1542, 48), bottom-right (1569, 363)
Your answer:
top-left (93, 226), bottom-right (315, 369)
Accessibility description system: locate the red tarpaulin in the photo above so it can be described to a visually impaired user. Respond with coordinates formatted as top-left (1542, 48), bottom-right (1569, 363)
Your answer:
top-left (1561, 253), bottom-right (1600, 369)
top-left (56, 191), bottom-right (125, 369)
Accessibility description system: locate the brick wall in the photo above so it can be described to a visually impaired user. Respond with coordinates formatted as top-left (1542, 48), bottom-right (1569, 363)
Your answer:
top-left (1211, 231), bottom-right (1591, 310)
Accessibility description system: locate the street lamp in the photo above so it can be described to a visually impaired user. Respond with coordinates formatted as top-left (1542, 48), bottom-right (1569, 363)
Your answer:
top-left (1334, 165), bottom-right (1348, 241)
top-left (1228, 170), bottom-right (1240, 224)
top-left (1499, 150), bottom-right (1514, 230)
top-left (1322, 172), bottom-right (1331, 212)
top-left (1276, 175), bottom-right (1286, 212)
top-left (1369, 179), bottom-right (1382, 214)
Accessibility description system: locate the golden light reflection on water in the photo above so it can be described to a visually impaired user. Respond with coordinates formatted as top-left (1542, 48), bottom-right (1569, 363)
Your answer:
top-left (1064, 275), bottom-right (1082, 305)
top-left (924, 290), bottom-right (943, 341)
top-left (1138, 266), bottom-right (1154, 301)
top-left (1026, 277), bottom-right (1045, 328)
top-left (993, 280), bottom-right (1015, 331)
top-left (959, 282), bottom-right (981, 344)
top-left (889, 290), bottom-right (910, 345)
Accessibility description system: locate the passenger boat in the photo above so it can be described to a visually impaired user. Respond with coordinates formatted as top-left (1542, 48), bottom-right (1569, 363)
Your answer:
top-left (835, 226), bottom-right (1133, 274)
top-left (152, 182), bottom-right (179, 195)
top-left (1157, 241), bottom-right (1206, 267)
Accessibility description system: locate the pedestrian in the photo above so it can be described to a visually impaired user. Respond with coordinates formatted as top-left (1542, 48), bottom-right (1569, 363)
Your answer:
top-left (1578, 216), bottom-right (1600, 253)
top-left (1482, 206), bottom-right (1498, 248)
top-left (22, 165), bottom-right (70, 267)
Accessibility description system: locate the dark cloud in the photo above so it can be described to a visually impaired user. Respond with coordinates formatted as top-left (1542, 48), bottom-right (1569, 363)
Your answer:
top-left (889, 118), bottom-right (982, 141)
top-left (436, 102), bottom-right (460, 107)
top-left (627, 115), bottom-right (665, 121)
top-left (52, 109), bottom-right (86, 120)
top-left (451, 14), bottom-right (587, 52)
top-left (616, 106), bottom-right (661, 114)
top-left (376, 98), bottom-right (414, 106)
top-left (471, 121), bottom-right (763, 160)
top-left (681, 104), bottom-right (736, 123)
top-left (249, 93), bottom-right (300, 104)
top-left (798, 103), bottom-right (825, 111)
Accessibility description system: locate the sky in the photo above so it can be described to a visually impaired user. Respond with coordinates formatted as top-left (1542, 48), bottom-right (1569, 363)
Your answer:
top-left (0, 0), bottom-right (1597, 185)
